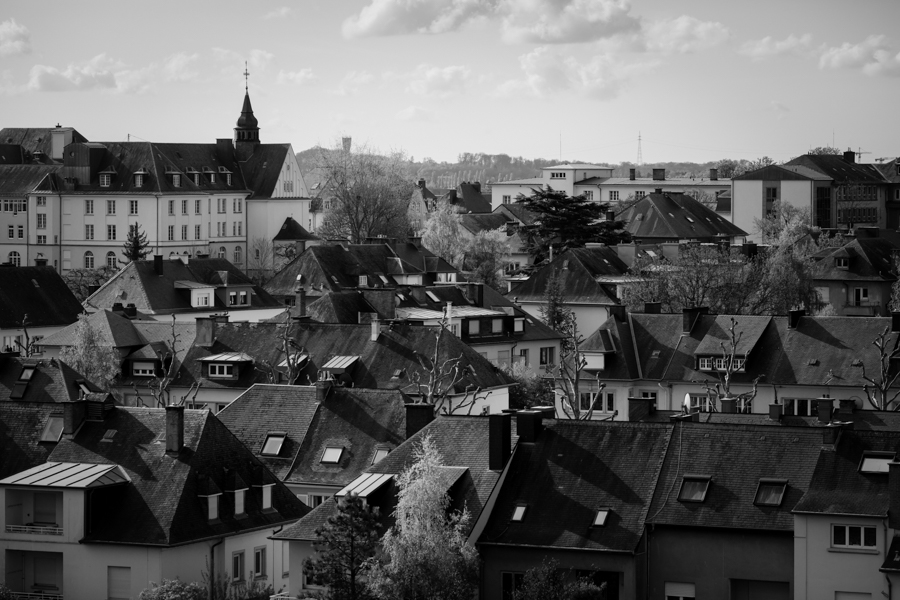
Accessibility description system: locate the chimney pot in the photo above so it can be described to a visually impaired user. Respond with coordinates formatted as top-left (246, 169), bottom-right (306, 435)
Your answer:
top-left (720, 397), bottom-right (737, 413)
top-left (165, 404), bottom-right (185, 455)
top-left (788, 309), bottom-right (805, 329)
top-left (709, 168), bottom-right (718, 181)
top-left (406, 403), bottom-right (435, 439)
top-left (489, 413), bottom-right (512, 471)
top-left (629, 168), bottom-right (636, 181)
top-left (817, 397), bottom-right (834, 423)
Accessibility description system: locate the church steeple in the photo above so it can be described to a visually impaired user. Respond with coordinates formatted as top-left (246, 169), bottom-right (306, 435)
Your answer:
top-left (234, 62), bottom-right (260, 158)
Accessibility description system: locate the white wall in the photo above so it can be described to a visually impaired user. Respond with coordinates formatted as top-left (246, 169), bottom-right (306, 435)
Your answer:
top-left (731, 180), bottom-right (764, 242)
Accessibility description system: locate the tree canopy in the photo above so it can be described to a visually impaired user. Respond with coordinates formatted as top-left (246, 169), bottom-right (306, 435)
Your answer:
top-left (122, 223), bottom-right (151, 263)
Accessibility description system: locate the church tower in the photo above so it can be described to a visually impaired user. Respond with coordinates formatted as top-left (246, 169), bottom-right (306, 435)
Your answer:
top-left (234, 63), bottom-right (260, 161)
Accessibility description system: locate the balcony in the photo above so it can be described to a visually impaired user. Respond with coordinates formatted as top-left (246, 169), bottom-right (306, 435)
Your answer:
top-left (5, 524), bottom-right (63, 536)
top-left (9, 592), bottom-right (63, 600)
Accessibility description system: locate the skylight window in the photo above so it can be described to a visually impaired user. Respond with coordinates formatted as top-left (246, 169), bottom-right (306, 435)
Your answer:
top-left (101, 429), bottom-right (117, 443)
top-left (426, 291), bottom-right (440, 302)
top-left (677, 475), bottom-right (711, 503)
top-left (321, 446), bottom-right (343, 464)
top-left (372, 448), bottom-right (390, 464)
top-left (860, 452), bottom-right (895, 474)
top-left (511, 505), bottom-right (527, 522)
top-left (754, 479), bottom-right (787, 506)
top-left (261, 433), bottom-right (287, 457)
top-left (19, 367), bottom-right (35, 381)
top-left (40, 416), bottom-right (64, 442)
top-left (593, 508), bottom-right (610, 526)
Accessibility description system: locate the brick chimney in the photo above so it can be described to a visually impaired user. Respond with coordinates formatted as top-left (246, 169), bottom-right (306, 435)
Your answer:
top-left (489, 413), bottom-right (511, 471)
top-left (608, 304), bottom-right (627, 323)
top-left (769, 403), bottom-right (783, 421)
top-left (195, 317), bottom-right (217, 348)
top-left (720, 397), bottom-right (737, 413)
top-left (406, 403), bottom-right (435, 439)
top-left (843, 150), bottom-right (855, 164)
top-left (63, 400), bottom-right (87, 437)
top-left (295, 288), bottom-right (306, 316)
top-left (644, 302), bottom-right (661, 314)
top-left (165, 404), bottom-right (185, 455)
top-left (788, 309), bottom-right (805, 329)
top-left (629, 168), bottom-right (636, 181)
top-left (709, 168), bottom-right (718, 181)
top-left (652, 168), bottom-right (665, 181)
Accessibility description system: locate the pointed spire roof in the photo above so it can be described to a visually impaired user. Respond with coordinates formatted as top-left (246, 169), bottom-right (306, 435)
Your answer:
top-left (236, 92), bottom-right (259, 129)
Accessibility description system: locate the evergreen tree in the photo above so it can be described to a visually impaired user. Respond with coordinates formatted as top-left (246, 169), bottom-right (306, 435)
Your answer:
top-left (516, 187), bottom-right (630, 263)
top-left (121, 223), bottom-right (151, 263)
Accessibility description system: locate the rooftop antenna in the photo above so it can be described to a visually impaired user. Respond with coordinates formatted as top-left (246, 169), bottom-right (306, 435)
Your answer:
top-left (243, 61), bottom-right (250, 92)
top-left (637, 132), bottom-right (643, 166)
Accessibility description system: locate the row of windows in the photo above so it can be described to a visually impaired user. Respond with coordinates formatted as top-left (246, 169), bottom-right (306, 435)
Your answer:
top-left (837, 206), bottom-right (878, 223)
top-left (107, 171), bottom-right (235, 189)
top-left (79, 247), bottom-right (244, 269)
top-left (231, 547), bottom-right (267, 583)
top-left (85, 225), bottom-right (118, 240)
top-left (84, 198), bottom-right (243, 216)
top-left (579, 391), bottom-right (616, 413)
top-left (83, 251), bottom-right (118, 269)
top-left (2, 199), bottom-right (26, 212)
top-left (697, 357), bottom-right (746, 372)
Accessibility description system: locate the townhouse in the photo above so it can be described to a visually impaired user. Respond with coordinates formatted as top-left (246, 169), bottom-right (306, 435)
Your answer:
top-left (615, 190), bottom-right (748, 244)
top-left (811, 235), bottom-right (897, 316)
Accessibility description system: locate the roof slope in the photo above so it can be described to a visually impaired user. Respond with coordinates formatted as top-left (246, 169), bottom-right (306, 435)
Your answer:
top-left (813, 238), bottom-right (898, 282)
top-left (481, 420), bottom-right (672, 552)
top-left (616, 192), bottom-right (747, 240)
top-left (46, 407), bottom-right (308, 545)
top-left (0, 403), bottom-right (62, 479)
top-left (508, 247), bottom-right (626, 305)
top-left (647, 423), bottom-right (822, 530)
top-left (273, 217), bottom-right (320, 242)
top-left (0, 356), bottom-right (103, 403)
top-left (786, 154), bottom-right (887, 184)
top-left (239, 144), bottom-right (291, 199)
top-left (41, 309), bottom-right (147, 349)
top-left (0, 266), bottom-right (83, 329)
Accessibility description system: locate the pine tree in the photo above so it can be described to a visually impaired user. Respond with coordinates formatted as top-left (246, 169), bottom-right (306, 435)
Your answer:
top-left (121, 223), bottom-right (151, 263)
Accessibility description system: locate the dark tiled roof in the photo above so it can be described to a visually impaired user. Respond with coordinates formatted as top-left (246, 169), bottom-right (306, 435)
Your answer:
top-left (0, 127), bottom-right (88, 160)
top-left (216, 385), bottom-right (320, 481)
top-left (41, 310), bottom-right (147, 349)
top-left (481, 420), bottom-right (672, 552)
top-left (0, 356), bottom-right (103, 403)
top-left (786, 154), bottom-right (887, 184)
top-left (813, 238), bottom-right (898, 282)
top-left (508, 247), bottom-right (626, 305)
top-left (0, 403), bottom-right (62, 478)
top-left (693, 315), bottom-right (771, 356)
top-left (0, 164), bottom-right (62, 193)
top-left (615, 192), bottom-right (747, 241)
top-left (47, 407), bottom-right (308, 545)
top-left (793, 429), bottom-right (900, 517)
top-left (497, 204), bottom-right (540, 226)
top-left (732, 164), bottom-right (823, 181)
top-left (0, 266), bottom-right (83, 329)
top-left (273, 217), bottom-right (320, 242)
top-left (647, 423), bottom-right (823, 530)
top-left (238, 144), bottom-right (291, 199)
top-left (305, 292), bottom-right (379, 323)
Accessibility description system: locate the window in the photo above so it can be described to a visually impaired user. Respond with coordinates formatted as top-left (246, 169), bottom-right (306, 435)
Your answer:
top-left (261, 433), bottom-right (287, 456)
top-left (7, 225), bottom-right (12, 238)
top-left (134, 173), bottom-right (143, 188)
top-left (501, 572), bottom-right (525, 600)
top-left (195, 225), bottom-right (201, 240)
top-left (550, 172), bottom-right (565, 179)
top-left (232, 221), bottom-right (236, 236)
top-left (782, 398), bottom-right (818, 417)
top-left (359, 275), bottom-right (368, 286)
top-left (239, 291), bottom-right (247, 305)
top-left (860, 452), bottom-right (895, 474)
top-left (237, 221), bottom-right (242, 236)
top-left (235, 489), bottom-right (246, 515)
top-left (85, 224), bottom-right (94, 240)
top-left (36, 196), bottom-right (46, 206)
top-left (168, 225), bottom-right (174, 241)
top-left (698, 357), bottom-right (713, 371)
top-left (584, 190), bottom-right (594, 201)
top-left (254, 547), bottom-right (266, 578)
top-left (192, 173), bottom-right (200, 185)
top-left (209, 364), bottom-right (234, 378)
top-left (492, 318), bottom-right (503, 334)
top-left (195, 199), bottom-right (201, 214)
top-left (665, 582), bottom-right (695, 600)
top-left (502, 195), bottom-right (511, 204)
top-left (229, 292), bottom-right (237, 306)
top-left (511, 505), bottom-right (527, 521)
top-left (580, 392), bottom-right (599, 411)
top-left (226, 173), bottom-right (233, 186)
top-left (17, 225), bottom-right (23, 239)
top-left (218, 246), bottom-right (226, 259)
top-left (37, 235), bottom-right (46, 245)
top-left (284, 181), bottom-right (293, 193)
top-left (36, 213), bottom-right (46, 229)
top-left (100, 173), bottom-right (111, 187)
top-left (754, 479), bottom-right (787, 506)
top-left (129, 200), bottom-right (138, 215)
top-left (593, 508), bottom-right (610, 526)
top-left (689, 394), bottom-right (713, 413)
top-left (107, 225), bottom-right (116, 240)
top-left (306, 494), bottom-right (327, 508)
top-left (107, 566), bottom-right (131, 600)
top-left (232, 551), bottom-right (245, 582)
top-left (469, 320), bottom-right (480, 335)
top-left (235, 198), bottom-right (243, 213)
top-left (133, 361), bottom-right (155, 376)
top-left (321, 446), bottom-right (343, 463)
top-left (84, 251), bottom-right (94, 269)
top-left (514, 318), bottom-right (524, 333)
top-left (854, 288), bottom-right (869, 306)
top-left (832, 524), bottom-right (877, 549)
top-left (173, 173), bottom-right (182, 188)
top-left (40, 415), bottom-right (64, 442)
top-left (85, 199), bottom-right (94, 214)
top-left (209, 172), bottom-right (217, 184)
top-left (106, 251), bottom-right (117, 268)
top-left (218, 198), bottom-right (226, 213)
top-left (107, 200), bottom-right (116, 215)
top-left (373, 448), bottom-right (390, 464)
top-left (678, 475), bottom-right (711, 502)
top-left (610, 190), bottom-right (620, 202)
top-left (168, 199), bottom-right (175, 215)
top-left (182, 225), bottom-right (188, 240)
top-left (635, 190), bottom-right (646, 199)
top-left (539, 346), bottom-right (555, 366)
top-left (179, 199), bottom-right (187, 215)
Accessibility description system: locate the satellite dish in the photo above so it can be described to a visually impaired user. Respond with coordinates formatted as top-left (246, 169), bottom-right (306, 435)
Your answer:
top-left (683, 392), bottom-right (691, 412)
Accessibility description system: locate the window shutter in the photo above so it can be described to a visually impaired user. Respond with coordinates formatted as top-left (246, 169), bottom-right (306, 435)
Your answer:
top-left (107, 566), bottom-right (131, 600)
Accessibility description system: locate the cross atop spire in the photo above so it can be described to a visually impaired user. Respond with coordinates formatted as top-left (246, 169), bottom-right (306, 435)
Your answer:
top-left (243, 61), bottom-right (249, 92)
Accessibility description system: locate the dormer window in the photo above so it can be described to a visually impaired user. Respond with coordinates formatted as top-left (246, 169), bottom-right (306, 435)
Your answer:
top-left (754, 478), bottom-right (787, 506)
top-left (492, 318), bottom-right (503, 334)
top-left (40, 415), bottom-right (64, 442)
top-left (372, 448), bottom-right (390, 464)
top-left (261, 484), bottom-right (273, 510)
top-left (100, 174), bottom-right (111, 187)
top-left (860, 452), bottom-right (895, 474)
top-left (133, 361), bottom-right (156, 377)
top-left (592, 508), bottom-right (610, 527)
top-left (678, 475), bottom-right (711, 503)
top-left (208, 495), bottom-right (220, 520)
top-left (235, 488), bottom-right (246, 516)
top-left (172, 174), bottom-right (182, 188)
top-left (209, 364), bottom-right (234, 378)
top-left (511, 505), bottom-right (527, 522)
top-left (134, 174), bottom-right (143, 188)
top-left (514, 318), bottom-right (524, 333)
top-left (226, 173), bottom-right (233, 186)
top-left (321, 446), bottom-right (343, 464)
top-left (359, 275), bottom-right (368, 287)
top-left (835, 257), bottom-right (849, 269)
top-left (261, 432), bottom-right (286, 457)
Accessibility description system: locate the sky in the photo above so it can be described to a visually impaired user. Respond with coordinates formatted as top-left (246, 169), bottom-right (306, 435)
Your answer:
top-left (1, 0), bottom-right (898, 166)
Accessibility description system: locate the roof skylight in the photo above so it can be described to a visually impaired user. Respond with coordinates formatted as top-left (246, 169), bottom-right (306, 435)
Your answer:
top-left (754, 478), bottom-right (787, 506)
top-left (860, 452), bottom-right (895, 474)
top-left (321, 446), bottom-right (343, 464)
top-left (678, 475), bottom-right (711, 503)
top-left (261, 432), bottom-right (287, 457)
top-left (593, 508), bottom-right (610, 526)
top-left (511, 505), bottom-right (527, 522)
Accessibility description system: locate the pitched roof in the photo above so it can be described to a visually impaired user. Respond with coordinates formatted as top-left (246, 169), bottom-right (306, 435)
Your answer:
top-left (239, 144), bottom-right (293, 199)
top-left (786, 154), bottom-right (887, 184)
top-left (481, 420), bottom-right (672, 552)
top-left (0, 127), bottom-right (88, 161)
top-left (647, 422), bottom-right (823, 530)
top-left (615, 192), bottom-right (747, 241)
top-left (273, 216), bottom-right (320, 242)
top-left (45, 407), bottom-right (308, 545)
top-left (0, 266), bottom-right (83, 329)
top-left (0, 356), bottom-right (103, 403)
top-left (0, 164), bottom-right (62, 194)
top-left (41, 310), bottom-right (147, 349)
top-left (812, 238), bottom-right (898, 282)
top-left (508, 247), bottom-right (626, 305)
top-left (732, 164), bottom-right (830, 181)
top-left (0, 402), bottom-right (63, 479)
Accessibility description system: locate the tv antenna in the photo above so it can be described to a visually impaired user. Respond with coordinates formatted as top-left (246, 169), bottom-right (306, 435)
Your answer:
top-left (637, 132), bottom-right (643, 166)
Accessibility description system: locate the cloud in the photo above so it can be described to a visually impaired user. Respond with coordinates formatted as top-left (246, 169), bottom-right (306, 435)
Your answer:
top-left (276, 68), bottom-right (315, 85)
top-left (262, 6), bottom-right (292, 19)
top-left (403, 64), bottom-right (472, 96)
top-left (27, 54), bottom-right (120, 92)
top-left (332, 70), bottom-right (375, 95)
top-left (213, 47), bottom-right (276, 73)
top-left (396, 105), bottom-right (435, 121)
top-left (343, 0), bottom-right (499, 38)
top-left (162, 52), bottom-right (200, 82)
top-left (819, 35), bottom-right (900, 77)
top-left (739, 34), bottom-right (814, 60)
top-left (0, 18), bottom-right (31, 57)
top-left (500, 0), bottom-right (641, 44)
top-left (496, 46), bottom-right (656, 99)
top-left (643, 15), bottom-right (729, 54)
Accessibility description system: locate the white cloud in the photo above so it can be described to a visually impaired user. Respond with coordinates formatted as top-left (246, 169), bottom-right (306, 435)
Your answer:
top-left (0, 18), bottom-right (31, 57)
top-left (403, 64), bottom-right (472, 96)
top-left (27, 54), bottom-right (120, 92)
top-left (213, 47), bottom-right (276, 73)
top-left (162, 52), bottom-right (200, 82)
top-left (739, 34), bottom-right (813, 60)
top-left (343, 0), bottom-right (499, 38)
top-left (276, 68), bottom-right (315, 85)
top-left (819, 35), bottom-right (900, 77)
top-left (396, 105), bottom-right (435, 121)
top-left (500, 0), bottom-right (640, 44)
top-left (643, 15), bottom-right (729, 54)
top-left (496, 46), bottom-right (656, 99)
top-left (262, 6), bottom-right (292, 20)
top-left (332, 70), bottom-right (375, 96)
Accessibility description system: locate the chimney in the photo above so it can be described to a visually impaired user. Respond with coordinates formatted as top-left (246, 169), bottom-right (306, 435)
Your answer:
top-left (788, 309), bottom-right (805, 329)
top-left (406, 403), bottom-right (435, 439)
top-left (822, 420), bottom-right (851, 445)
top-left (195, 317), bottom-right (217, 348)
top-left (111, 302), bottom-right (124, 313)
top-left (295, 288), bottom-right (306, 317)
top-left (653, 168), bottom-right (665, 181)
top-left (629, 168), bottom-right (636, 181)
top-left (153, 255), bottom-right (163, 276)
top-left (87, 284), bottom-right (101, 296)
top-left (608, 304), bottom-right (627, 323)
top-left (839, 399), bottom-right (856, 416)
top-left (532, 405), bottom-right (555, 419)
top-left (489, 413), bottom-right (512, 471)
top-left (682, 307), bottom-right (706, 334)
top-left (62, 400), bottom-right (87, 437)
top-left (606, 211), bottom-right (615, 222)
top-left (614, 243), bottom-right (637, 267)
top-left (843, 150), bottom-right (855, 164)
top-left (370, 319), bottom-right (381, 342)
top-left (655, 187), bottom-right (663, 194)
top-left (216, 138), bottom-right (235, 163)
top-left (720, 397), bottom-right (737, 413)
top-left (124, 303), bottom-right (137, 318)
top-left (466, 282), bottom-right (484, 307)
top-left (165, 404), bottom-right (185, 455)
top-left (316, 379), bottom-right (333, 402)
top-left (892, 312), bottom-right (900, 333)
top-left (628, 397), bottom-right (654, 422)
top-left (769, 403), bottom-right (783, 421)
top-left (890, 461), bottom-right (900, 528)
top-left (817, 397), bottom-right (834, 423)
top-left (50, 126), bottom-right (73, 161)
top-left (417, 178), bottom-right (426, 188)
top-left (709, 168), bottom-right (718, 181)
top-left (644, 302), bottom-right (661, 314)
top-left (516, 410), bottom-right (543, 443)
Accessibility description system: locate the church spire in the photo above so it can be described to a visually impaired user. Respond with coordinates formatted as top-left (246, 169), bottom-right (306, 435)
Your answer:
top-left (234, 61), bottom-right (260, 159)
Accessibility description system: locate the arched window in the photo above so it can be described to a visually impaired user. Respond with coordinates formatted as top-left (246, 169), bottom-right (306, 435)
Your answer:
top-left (106, 251), bottom-right (117, 268)
top-left (218, 246), bottom-right (226, 259)
top-left (233, 246), bottom-right (242, 264)
top-left (84, 251), bottom-right (94, 269)
top-left (8, 251), bottom-right (20, 267)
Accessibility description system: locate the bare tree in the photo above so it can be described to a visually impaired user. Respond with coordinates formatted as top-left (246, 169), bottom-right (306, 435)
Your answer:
top-left (857, 325), bottom-right (900, 410)
top-left (131, 316), bottom-right (200, 408)
top-left (60, 313), bottom-right (121, 391)
top-left (245, 237), bottom-right (274, 285)
top-left (421, 199), bottom-right (465, 268)
top-left (14, 314), bottom-right (39, 357)
top-left (255, 314), bottom-right (309, 385)
top-left (694, 318), bottom-right (764, 412)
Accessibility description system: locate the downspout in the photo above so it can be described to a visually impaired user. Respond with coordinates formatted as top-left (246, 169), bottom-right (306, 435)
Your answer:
top-left (155, 194), bottom-right (161, 255)
top-left (886, 517), bottom-right (893, 600)
top-left (209, 537), bottom-right (224, 599)
top-left (272, 523), bottom-right (284, 588)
